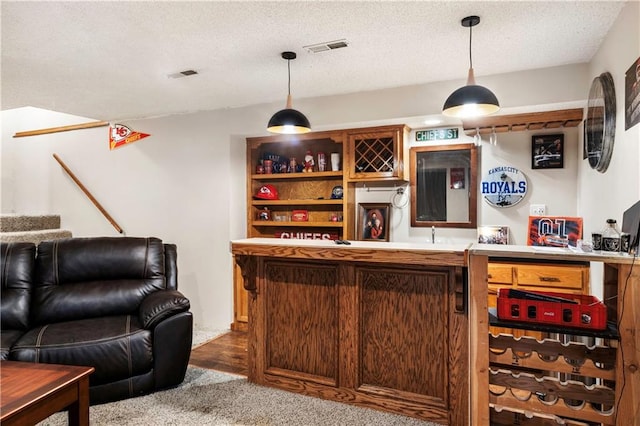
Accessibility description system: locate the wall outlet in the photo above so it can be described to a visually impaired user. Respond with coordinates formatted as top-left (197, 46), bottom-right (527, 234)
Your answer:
top-left (530, 204), bottom-right (546, 216)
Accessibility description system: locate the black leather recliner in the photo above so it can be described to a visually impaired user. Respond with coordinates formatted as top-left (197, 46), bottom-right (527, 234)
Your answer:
top-left (0, 237), bottom-right (192, 404)
top-left (1, 241), bottom-right (35, 360)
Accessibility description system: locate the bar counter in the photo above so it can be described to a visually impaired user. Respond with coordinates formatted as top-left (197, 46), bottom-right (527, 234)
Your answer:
top-left (232, 239), bottom-right (639, 424)
top-left (231, 238), bottom-right (470, 424)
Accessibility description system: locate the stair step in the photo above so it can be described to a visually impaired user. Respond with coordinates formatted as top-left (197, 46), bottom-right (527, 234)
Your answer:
top-left (0, 214), bottom-right (61, 232)
top-left (0, 229), bottom-right (72, 245)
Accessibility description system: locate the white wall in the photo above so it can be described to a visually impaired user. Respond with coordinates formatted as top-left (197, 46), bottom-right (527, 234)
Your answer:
top-left (1, 108), bottom-right (238, 330)
top-left (578, 1), bottom-right (640, 296)
top-left (2, 3), bottom-right (637, 330)
top-left (579, 1), bottom-right (640, 235)
top-left (355, 126), bottom-right (581, 246)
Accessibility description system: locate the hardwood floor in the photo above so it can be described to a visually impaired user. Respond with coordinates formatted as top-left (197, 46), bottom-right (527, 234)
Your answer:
top-left (189, 330), bottom-right (248, 376)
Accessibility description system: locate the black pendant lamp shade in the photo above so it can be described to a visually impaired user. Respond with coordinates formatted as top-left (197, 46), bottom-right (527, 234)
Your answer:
top-left (442, 16), bottom-right (499, 118)
top-left (267, 52), bottom-right (311, 134)
top-left (267, 105), bottom-right (311, 134)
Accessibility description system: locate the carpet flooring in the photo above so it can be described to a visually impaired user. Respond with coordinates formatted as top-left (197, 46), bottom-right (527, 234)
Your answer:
top-left (37, 330), bottom-right (439, 425)
top-left (38, 366), bottom-right (436, 425)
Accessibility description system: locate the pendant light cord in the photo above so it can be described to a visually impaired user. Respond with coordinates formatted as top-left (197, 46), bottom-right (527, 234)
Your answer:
top-left (468, 23), bottom-right (473, 70)
top-left (287, 59), bottom-right (291, 96)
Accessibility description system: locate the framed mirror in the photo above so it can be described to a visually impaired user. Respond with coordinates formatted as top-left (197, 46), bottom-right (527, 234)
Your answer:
top-left (410, 143), bottom-right (477, 228)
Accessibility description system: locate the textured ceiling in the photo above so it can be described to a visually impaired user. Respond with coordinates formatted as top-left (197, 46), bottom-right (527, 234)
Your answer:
top-left (0, 1), bottom-right (626, 122)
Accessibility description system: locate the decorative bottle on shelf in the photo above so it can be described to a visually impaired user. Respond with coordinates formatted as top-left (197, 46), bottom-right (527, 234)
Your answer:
top-left (601, 219), bottom-right (621, 252)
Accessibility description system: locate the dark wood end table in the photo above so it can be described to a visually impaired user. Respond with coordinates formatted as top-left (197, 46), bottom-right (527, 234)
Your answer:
top-left (1, 361), bottom-right (94, 426)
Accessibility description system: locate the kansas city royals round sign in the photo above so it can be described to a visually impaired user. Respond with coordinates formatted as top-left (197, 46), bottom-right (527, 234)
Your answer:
top-left (481, 166), bottom-right (528, 208)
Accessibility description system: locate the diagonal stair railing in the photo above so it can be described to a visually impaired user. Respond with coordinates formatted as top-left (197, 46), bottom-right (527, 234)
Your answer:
top-left (53, 153), bottom-right (124, 235)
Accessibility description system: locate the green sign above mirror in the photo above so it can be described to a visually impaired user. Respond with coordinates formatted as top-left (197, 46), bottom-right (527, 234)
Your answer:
top-left (416, 128), bottom-right (459, 142)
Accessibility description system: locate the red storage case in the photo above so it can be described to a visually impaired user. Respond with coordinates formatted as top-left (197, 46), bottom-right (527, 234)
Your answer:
top-left (496, 288), bottom-right (607, 330)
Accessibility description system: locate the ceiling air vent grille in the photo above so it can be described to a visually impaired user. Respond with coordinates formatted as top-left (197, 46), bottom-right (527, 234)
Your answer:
top-left (167, 69), bottom-right (199, 79)
top-left (303, 39), bottom-right (349, 54)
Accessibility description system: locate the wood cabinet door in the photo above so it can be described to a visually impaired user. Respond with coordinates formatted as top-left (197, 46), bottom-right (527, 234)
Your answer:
top-left (355, 264), bottom-right (468, 425)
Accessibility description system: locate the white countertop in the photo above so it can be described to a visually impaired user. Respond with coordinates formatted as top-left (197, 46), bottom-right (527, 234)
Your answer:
top-left (230, 238), bottom-right (638, 265)
top-left (231, 237), bottom-right (472, 253)
top-left (471, 242), bottom-right (637, 264)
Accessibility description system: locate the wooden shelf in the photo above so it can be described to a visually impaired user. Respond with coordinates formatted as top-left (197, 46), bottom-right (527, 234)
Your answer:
top-left (252, 171), bottom-right (342, 180)
top-left (252, 199), bottom-right (343, 206)
top-left (252, 221), bottom-right (344, 227)
top-left (462, 108), bottom-right (583, 135)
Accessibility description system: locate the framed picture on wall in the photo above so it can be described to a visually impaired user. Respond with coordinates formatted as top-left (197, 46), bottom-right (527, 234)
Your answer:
top-left (531, 134), bottom-right (564, 169)
top-left (527, 216), bottom-right (583, 247)
top-left (477, 226), bottom-right (509, 245)
top-left (625, 56), bottom-right (640, 130)
top-left (357, 203), bottom-right (390, 242)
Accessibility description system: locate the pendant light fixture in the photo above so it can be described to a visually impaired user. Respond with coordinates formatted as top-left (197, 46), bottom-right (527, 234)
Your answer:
top-left (267, 51), bottom-right (311, 134)
top-left (442, 16), bottom-right (500, 118)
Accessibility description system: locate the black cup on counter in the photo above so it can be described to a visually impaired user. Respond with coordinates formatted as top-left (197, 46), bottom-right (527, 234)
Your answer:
top-left (621, 233), bottom-right (630, 253)
top-left (592, 233), bottom-right (602, 251)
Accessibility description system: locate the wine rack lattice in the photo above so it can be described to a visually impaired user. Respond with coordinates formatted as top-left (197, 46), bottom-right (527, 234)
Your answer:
top-left (353, 136), bottom-right (394, 173)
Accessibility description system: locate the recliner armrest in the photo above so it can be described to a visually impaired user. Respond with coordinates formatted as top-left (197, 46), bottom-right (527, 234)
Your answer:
top-left (139, 290), bottom-right (190, 329)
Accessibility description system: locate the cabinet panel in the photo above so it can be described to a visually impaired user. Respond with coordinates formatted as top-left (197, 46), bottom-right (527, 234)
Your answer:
top-left (359, 266), bottom-right (448, 402)
top-left (264, 260), bottom-right (339, 383)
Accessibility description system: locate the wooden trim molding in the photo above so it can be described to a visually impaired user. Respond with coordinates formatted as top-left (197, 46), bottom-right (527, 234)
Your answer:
top-left (462, 108), bottom-right (583, 135)
top-left (235, 255), bottom-right (257, 293)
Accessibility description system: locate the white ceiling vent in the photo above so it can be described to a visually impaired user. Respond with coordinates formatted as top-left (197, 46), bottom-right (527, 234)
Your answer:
top-left (167, 69), bottom-right (199, 79)
top-left (303, 39), bottom-right (349, 53)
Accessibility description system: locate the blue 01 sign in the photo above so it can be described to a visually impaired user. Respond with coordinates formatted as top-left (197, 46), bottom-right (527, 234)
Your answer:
top-left (481, 166), bottom-right (528, 208)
